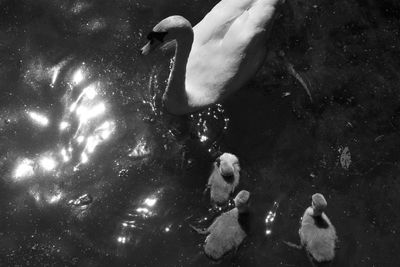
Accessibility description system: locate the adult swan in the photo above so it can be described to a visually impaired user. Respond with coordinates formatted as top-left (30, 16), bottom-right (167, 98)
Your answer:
top-left (141, 0), bottom-right (282, 115)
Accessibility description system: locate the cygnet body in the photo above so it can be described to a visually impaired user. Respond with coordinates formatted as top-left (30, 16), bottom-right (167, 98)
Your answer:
top-left (299, 193), bottom-right (337, 265)
top-left (207, 153), bottom-right (240, 205)
top-left (194, 190), bottom-right (250, 260)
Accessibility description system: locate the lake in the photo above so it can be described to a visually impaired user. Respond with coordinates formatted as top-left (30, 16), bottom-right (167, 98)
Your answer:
top-left (0, 0), bottom-right (399, 266)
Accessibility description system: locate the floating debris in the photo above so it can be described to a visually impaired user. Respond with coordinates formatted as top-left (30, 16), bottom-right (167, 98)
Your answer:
top-left (374, 135), bottom-right (384, 142)
top-left (286, 62), bottom-right (313, 102)
top-left (339, 146), bottom-right (351, 170)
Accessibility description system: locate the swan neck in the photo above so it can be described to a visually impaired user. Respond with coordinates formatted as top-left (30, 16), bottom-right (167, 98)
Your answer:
top-left (164, 29), bottom-right (193, 113)
top-left (312, 208), bottom-right (323, 217)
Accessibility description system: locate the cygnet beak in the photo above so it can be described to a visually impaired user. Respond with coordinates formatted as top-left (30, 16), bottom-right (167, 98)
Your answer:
top-left (220, 161), bottom-right (234, 178)
top-left (234, 190), bottom-right (250, 208)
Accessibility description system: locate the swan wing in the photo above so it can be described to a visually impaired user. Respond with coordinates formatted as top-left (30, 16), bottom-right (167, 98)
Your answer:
top-left (193, 0), bottom-right (279, 46)
top-left (186, 0), bottom-right (280, 107)
top-left (221, 0), bottom-right (278, 49)
top-left (193, 0), bottom-right (255, 46)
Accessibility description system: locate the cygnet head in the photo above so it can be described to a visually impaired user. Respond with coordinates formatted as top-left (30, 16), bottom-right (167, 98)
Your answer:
top-left (216, 153), bottom-right (239, 180)
top-left (234, 190), bottom-right (250, 212)
top-left (141, 15), bottom-right (193, 55)
top-left (311, 193), bottom-right (327, 216)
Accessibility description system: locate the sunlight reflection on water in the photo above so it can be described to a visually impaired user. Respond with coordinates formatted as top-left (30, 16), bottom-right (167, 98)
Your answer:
top-left (10, 60), bottom-right (118, 213)
top-left (265, 201), bottom-right (279, 236)
top-left (27, 111), bottom-right (50, 127)
top-left (116, 189), bottom-right (169, 246)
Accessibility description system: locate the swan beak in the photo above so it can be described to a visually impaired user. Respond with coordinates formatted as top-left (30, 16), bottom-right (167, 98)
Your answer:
top-left (140, 41), bottom-right (152, 55)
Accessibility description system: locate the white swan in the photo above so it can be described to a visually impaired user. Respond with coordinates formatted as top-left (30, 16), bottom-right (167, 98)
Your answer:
top-left (141, 0), bottom-right (282, 115)
top-left (299, 193), bottom-right (338, 264)
top-left (207, 153), bottom-right (240, 205)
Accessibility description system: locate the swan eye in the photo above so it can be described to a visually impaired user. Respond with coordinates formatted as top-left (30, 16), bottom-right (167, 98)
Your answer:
top-left (146, 31), bottom-right (168, 43)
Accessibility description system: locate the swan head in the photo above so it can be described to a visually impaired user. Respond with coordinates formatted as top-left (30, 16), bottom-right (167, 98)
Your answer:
top-left (311, 193), bottom-right (327, 216)
top-left (234, 190), bottom-right (250, 212)
top-left (141, 15), bottom-right (192, 55)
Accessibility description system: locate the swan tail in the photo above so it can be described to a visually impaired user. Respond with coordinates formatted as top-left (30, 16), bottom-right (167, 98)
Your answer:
top-left (248, 0), bottom-right (281, 29)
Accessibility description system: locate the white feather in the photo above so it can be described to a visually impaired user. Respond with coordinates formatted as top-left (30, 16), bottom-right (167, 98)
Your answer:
top-left (144, 0), bottom-right (282, 114)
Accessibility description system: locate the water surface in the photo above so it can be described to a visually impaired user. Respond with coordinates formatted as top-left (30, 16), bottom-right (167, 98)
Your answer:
top-left (0, 0), bottom-right (399, 266)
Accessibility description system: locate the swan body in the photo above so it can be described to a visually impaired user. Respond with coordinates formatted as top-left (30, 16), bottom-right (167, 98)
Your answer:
top-left (141, 0), bottom-right (282, 114)
top-left (207, 153), bottom-right (240, 205)
top-left (299, 194), bottom-right (337, 264)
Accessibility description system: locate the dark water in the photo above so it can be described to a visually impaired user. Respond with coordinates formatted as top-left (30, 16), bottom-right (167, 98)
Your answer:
top-left (0, 0), bottom-right (399, 266)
